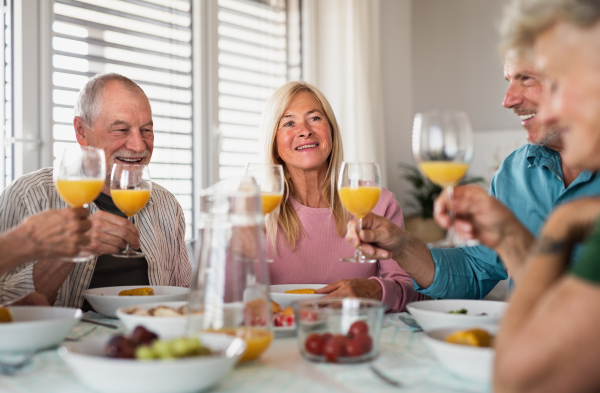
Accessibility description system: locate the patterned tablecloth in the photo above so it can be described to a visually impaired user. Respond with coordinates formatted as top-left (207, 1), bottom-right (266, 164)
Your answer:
top-left (0, 312), bottom-right (491, 393)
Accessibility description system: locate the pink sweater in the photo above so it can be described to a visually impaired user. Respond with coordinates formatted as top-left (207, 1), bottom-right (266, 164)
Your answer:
top-left (266, 187), bottom-right (426, 312)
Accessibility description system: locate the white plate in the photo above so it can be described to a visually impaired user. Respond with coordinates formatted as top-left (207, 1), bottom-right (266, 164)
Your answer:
top-left (84, 286), bottom-right (190, 318)
top-left (0, 306), bottom-right (81, 354)
top-left (116, 301), bottom-right (203, 338)
top-left (269, 284), bottom-right (326, 308)
top-left (406, 299), bottom-right (507, 332)
top-left (274, 325), bottom-right (296, 338)
top-left (59, 332), bottom-right (246, 393)
top-left (423, 325), bottom-right (497, 382)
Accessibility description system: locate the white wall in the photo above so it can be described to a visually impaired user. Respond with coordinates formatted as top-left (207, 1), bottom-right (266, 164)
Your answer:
top-left (380, 0), bottom-right (525, 215)
top-left (380, 0), bottom-right (415, 211)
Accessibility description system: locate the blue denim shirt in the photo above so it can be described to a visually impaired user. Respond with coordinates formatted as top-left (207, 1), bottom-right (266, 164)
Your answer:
top-left (414, 144), bottom-right (600, 299)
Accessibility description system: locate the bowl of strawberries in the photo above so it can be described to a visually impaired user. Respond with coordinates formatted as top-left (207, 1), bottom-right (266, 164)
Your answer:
top-left (296, 298), bottom-right (384, 363)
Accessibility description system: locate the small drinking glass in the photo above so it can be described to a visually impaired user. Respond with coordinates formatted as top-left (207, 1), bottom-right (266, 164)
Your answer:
top-left (54, 145), bottom-right (106, 262)
top-left (110, 163), bottom-right (152, 258)
top-left (412, 110), bottom-right (474, 247)
top-left (338, 162), bottom-right (382, 263)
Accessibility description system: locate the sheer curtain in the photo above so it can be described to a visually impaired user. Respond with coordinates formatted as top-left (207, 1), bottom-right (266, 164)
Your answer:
top-left (303, 0), bottom-right (387, 186)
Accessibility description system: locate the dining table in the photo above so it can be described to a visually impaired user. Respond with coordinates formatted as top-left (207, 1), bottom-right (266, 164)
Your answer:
top-left (0, 312), bottom-right (491, 393)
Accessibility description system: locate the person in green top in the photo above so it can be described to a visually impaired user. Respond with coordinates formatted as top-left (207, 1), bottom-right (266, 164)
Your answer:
top-left (491, 0), bottom-right (600, 392)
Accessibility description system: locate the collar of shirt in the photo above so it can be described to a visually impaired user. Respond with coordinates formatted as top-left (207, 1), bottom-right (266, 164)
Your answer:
top-left (526, 144), bottom-right (594, 187)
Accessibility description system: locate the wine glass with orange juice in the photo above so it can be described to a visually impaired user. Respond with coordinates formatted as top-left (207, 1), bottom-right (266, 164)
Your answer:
top-left (245, 164), bottom-right (284, 263)
top-left (245, 164), bottom-right (284, 216)
top-left (338, 162), bottom-right (382, 263)
top-left (54, 145), bottom-right (105, 262)
top-left (110, 163), bottom-right (152, 258)
top-left (188, 176), bottom-right (273, 362)
top-left (412, 110), bottom-right (474, 247)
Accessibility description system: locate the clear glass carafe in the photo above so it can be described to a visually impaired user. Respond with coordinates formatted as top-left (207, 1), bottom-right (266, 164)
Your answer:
top-left (188, 176), bottom-right (273, 362)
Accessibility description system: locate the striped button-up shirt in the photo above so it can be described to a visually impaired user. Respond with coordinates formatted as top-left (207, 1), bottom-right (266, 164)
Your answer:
top-left (0, 168), bottom-right (191, 308)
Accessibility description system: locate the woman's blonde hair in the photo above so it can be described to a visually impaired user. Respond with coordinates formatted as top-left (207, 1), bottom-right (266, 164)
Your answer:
top-left (261, 81), bottom-right (348, 251)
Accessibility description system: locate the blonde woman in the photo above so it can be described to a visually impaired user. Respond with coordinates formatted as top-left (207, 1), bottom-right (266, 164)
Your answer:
top-left (262, 81), bottom-right (425, 312)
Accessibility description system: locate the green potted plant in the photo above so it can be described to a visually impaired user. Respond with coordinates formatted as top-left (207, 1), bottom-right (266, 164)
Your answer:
top-left (400, 163), bottom-right (485, 243)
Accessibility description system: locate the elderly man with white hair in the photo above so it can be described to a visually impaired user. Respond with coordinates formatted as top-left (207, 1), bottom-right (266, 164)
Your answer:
top-left (0, 73), bottom-right (191, 309)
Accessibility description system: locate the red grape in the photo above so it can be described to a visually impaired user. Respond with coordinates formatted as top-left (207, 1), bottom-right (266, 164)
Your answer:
top-left (354, 333), bottom-right (373, 352)
top-left (348, 321), bottom-right (369, 338)
top-left (105, 335), bottom-right (136, 359)
top-left (131, 326), bottom-right (158, 346)
top-left (345, 339), bottom-right (366, 357)
top-left (304, 333), bottom-right (325, 356)
top-left (323, 339), bottom-right (345, 362)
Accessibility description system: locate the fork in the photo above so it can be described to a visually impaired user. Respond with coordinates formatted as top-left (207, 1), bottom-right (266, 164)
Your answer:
top-left (64, 325), bottom-right (98, 342)
top-left (369, 364), bottom-right (402, 388)
top-left (0, 344), bottom-right (59, 375)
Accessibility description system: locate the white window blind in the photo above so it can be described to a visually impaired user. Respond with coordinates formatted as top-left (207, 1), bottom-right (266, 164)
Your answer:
top-left (217, 0), bottom-right (288, 179)
top-left (2, 0), bottom-right (11, 189)
top-left (51, 0), bottom-right (194, 238)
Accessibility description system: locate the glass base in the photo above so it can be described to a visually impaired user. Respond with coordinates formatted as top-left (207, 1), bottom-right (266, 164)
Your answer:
top-left (60, 251), bottom-right (95, 263)
top-left (112, 250), bottom-right (145, 258)
top-left (340, 255), bottom-right (378, 263)
top-left (432, 228), bottom-right (480, 248)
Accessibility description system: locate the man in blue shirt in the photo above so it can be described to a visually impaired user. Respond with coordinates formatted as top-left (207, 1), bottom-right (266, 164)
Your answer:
top-left (345, 50), bottom-right (600, 299)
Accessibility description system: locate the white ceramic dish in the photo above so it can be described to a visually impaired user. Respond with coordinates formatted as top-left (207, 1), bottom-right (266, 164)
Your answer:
top-left (59, 332), bottom-right (246, 393)
top-left (406, 299), bottom-right (507, 332)
top-left (269, 284), bottom-right (326, 308)
top-left (274, 325), bottom-right (296, 338)
top-left (0, 306), bottom-right (81, 353)
top-left (116, 301), bottom-right (203, 338)
top-left (423, 325), bottom-right (497, 382)
top-left (83, 286), bottom-right (190, 318)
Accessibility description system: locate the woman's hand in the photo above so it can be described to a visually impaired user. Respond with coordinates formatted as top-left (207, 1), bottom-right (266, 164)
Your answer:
top-left (317, 278), bottom-right (383, 301)
top-left (10, 207), bottom-right (91, 259)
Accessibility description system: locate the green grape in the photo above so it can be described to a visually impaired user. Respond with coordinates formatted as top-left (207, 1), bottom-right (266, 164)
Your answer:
top-left (152, 340), bottom-right (174, 359)
top-left (135, 345), bottom-right (155, 360)
top-left (170, 338), bottom-right (190, 357)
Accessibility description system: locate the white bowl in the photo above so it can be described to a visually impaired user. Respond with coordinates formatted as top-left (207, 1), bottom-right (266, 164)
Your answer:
top-left (269, 284), bottom-right (326, 308)
top-left (84, 286), bottom-right (190, 318)
top-left (423, 325), bottom-right (497, 382)
top-left (116, 301), bottom-right (203, 338)
top-left (59, 332), bottom-right (246, 393)
top-left (0, 306), bottom-right (81, 353)
top-left (406, 299), bottom-right (507, 332)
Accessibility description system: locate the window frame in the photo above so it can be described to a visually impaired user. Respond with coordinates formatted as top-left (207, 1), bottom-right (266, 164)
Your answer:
top-left (5, 0), bottom-right (300, 245)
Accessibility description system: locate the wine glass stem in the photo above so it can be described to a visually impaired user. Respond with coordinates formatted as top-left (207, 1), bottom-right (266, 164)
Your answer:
top-left (445, 186), bottom-right (458, 240)
top-left (354, 217), bottom-right (364, 261)
top-left (124, 215), bottom-right (135, 253)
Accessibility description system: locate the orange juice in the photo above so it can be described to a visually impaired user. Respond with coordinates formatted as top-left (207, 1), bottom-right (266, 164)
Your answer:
top-left (419, 161), bottom-right (469, 188)
top-left (261, 192), bottom-right (283, 215)
top-left (217, 327), bottom-right (273, 362)
top-left (339, 186), bottom-right (382, 219)
top-left (56, 179), bottom-right (104, 207)
top-left (111, 189), bottom-right (151, 217)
